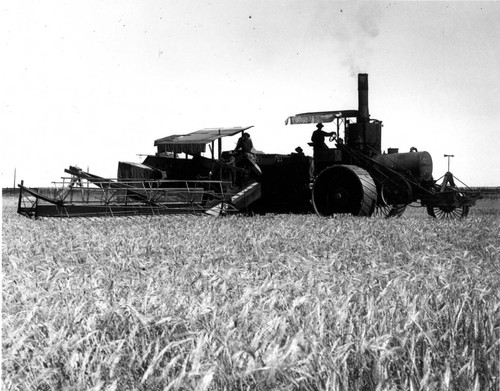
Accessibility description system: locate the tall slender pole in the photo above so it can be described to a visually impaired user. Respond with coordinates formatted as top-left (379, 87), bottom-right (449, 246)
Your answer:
top-left (444, 154), bottom-right (454, 172)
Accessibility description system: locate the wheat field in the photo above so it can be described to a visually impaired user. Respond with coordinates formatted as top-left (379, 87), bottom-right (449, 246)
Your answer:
top-left (2, 196), bottom-right (499, 390)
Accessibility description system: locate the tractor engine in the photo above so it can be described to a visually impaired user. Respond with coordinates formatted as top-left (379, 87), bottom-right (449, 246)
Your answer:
top-left (349, 74), bottom-right (434, 186)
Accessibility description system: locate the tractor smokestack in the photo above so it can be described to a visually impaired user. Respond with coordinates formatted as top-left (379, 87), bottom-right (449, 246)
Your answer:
top-left (346, 73), bottom-right (381, 154)
top-left (358, 73), bottom-right (369, 122)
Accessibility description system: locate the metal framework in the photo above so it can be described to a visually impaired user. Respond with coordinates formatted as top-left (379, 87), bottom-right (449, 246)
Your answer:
top-left (17, 162), bottom-right (261, 218)
top-left (17, 178), bottom-right (237, 218)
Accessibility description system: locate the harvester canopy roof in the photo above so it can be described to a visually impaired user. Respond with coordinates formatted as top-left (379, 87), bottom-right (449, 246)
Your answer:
top-left (154, 126), bottom-right (254, 154)
top-left (285, 110), bottom-right (358, 125)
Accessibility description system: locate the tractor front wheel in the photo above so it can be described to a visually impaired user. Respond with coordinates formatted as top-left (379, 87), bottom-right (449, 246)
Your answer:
top-left (426, 205), bottom-right (469, 219)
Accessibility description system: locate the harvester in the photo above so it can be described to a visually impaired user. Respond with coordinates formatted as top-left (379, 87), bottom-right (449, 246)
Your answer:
top-left (17, 74), bottom-right (480, 218)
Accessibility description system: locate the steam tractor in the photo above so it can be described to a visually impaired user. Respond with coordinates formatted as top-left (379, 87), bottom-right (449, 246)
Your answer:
top-left (17, 74), bottom-right (479, 219)
top-left (284, 73), bottom-right (480, 219)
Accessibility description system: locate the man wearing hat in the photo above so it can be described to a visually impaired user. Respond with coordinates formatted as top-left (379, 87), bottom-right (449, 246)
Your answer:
top-left (311, 123), bottom-right (336, 152)
top-left (234, 132), bottom-right (254, 155)
top-left (294, 146), bottom-right (305, 156)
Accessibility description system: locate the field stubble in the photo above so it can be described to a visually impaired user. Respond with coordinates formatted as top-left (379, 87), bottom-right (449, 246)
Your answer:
top-left (2, 197), bottom-right (500, 390)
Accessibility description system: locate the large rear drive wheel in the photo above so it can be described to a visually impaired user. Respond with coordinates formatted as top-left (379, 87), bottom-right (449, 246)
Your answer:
top-left (312, 165), bottom-right (377, 216)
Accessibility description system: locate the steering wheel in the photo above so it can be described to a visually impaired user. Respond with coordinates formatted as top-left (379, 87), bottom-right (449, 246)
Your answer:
top-left (329, 132), bottom-right (337, 142)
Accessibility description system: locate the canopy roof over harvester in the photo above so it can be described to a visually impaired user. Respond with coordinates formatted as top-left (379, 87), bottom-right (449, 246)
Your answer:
top-left (154, 126), bottom-right (254, 156)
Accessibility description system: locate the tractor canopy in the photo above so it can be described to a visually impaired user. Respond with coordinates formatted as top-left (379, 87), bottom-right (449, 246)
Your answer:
top-left (285, 110), bottom-right (358, 125)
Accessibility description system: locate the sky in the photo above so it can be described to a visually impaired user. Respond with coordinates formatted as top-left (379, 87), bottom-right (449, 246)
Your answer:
top-left (2, 0), bottom-right (500, 188)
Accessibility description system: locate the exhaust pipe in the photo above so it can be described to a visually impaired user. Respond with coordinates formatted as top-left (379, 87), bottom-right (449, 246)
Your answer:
top-left (345, 73), bottom-right (381, 154)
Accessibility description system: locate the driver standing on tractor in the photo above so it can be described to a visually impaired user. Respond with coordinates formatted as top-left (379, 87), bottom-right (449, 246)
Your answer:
top-left (311, 123), bottom-right (336, 152)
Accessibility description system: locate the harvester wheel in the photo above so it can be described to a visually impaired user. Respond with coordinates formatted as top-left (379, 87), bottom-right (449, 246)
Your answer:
top-left (374, 203), bottom-right (407, 218)
top-left (380, 178), bottom-right (412, 206)
top-left (312, 165), bottom-right (376, 217)
top-left (427, 205), bottom-right (469, 219)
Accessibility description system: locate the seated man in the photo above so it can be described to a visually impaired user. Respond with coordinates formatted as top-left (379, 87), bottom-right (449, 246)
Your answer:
top-left (232, 132), bottom-right (261, 181)
top-left (234, 132), bottom-right (256, 162)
